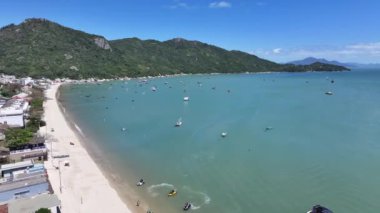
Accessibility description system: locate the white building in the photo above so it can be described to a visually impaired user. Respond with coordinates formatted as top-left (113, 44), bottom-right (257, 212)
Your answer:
top-left (20, 77), bottom-right (34, 86)
top-left (0, 74), bottom-right (16, 84)
top-left (0, 100), bottom-right (28, 127)
top-left (7, 194), bottom-right (61, 213)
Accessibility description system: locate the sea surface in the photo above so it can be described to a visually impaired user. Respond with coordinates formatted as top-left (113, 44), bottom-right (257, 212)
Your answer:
top-left (59, 69), bottom-right (380, 213)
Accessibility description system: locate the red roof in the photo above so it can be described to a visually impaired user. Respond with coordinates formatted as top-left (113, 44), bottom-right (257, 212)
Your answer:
top-left (0, 204), bottom-right (8, 213)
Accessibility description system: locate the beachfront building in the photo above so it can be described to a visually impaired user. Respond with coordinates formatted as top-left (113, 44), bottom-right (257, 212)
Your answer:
top-left (0, 148), bottom-right (9, 164)
top-left (6, 194), bottom-right (61, 213)
top-left (0, 99), bottom-right (29, 128)
top-left (0, 75), bottom-right (16, 85)
top-left (8, 137), bottom-right (47, 162)
top-left (19, 77), bottom-right (34, 86)
top-left (0, 160), bottom-right (51, 203)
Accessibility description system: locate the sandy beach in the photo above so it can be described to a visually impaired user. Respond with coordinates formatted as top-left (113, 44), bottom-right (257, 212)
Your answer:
top-left (41, 83), bottom-right (133, 213)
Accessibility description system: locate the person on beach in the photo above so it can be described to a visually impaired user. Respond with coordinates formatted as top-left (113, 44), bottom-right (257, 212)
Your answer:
top-left (136, 200), bottom-right (140, 207)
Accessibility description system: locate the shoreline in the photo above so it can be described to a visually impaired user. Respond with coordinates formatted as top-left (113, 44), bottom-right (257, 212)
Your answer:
top-left (62, 69), bottom-right (349, 84)
top-left (41, 83), bottom-right (138, 213)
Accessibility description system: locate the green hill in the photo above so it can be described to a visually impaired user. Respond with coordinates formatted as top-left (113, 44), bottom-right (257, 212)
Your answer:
top-left (0, 18), bottom-right (349, 79)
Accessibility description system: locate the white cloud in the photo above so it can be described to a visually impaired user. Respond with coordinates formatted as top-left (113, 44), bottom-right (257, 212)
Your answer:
top-left (209, 1), bottom-right (231, 9)
top-left (346, 42), bottom-right (380, 51)
top-left (272, 48), bottom-right (282, 54)
top-left (167, 1), bottom-right (191, 9)
top-left (256, 2), bottom-right (266, 6)
top-left (251, 41), bottom-right (380, 63)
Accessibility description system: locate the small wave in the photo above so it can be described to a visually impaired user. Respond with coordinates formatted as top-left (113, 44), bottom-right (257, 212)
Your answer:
top-left (74, 123), bottom-right (85, 137)
top-left (182, 186), bottom-right (211, 210)
top-left (147, 183), bottom-right (174, 197)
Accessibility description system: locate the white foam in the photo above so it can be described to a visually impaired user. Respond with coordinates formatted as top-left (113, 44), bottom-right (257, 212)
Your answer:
top-left (74, 123), bottom-right (85, 137)
top-left (182, 186), bottom-right (211, 209)
top-left (147, 183), bottom-right (174, 197)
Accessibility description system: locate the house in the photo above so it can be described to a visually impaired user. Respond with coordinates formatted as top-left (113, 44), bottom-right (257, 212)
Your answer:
top-left (0, 75), bottom-right (16, 85)
top-left (8, 137), bottom-right (47, 162)
top-left (0, 160), bottom-right (50, 203)
top-left (10, 93), bottom-right (28, 100)
top-left (0, 160), bottom-right (33, 177)
top-left (7, 194), bottom-right (61, 213)
top-left (0, 100), bottom-right (29, 128)
top-left (0, 148), bottom-right (9, 164)
top-left (19, 78), bottom-right (33, 86)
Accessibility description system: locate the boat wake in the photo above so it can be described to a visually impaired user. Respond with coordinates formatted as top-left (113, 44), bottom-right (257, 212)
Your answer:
top-left (182, 186), bottom-right (211, 210)
top-left (147, 183), bottom-right (175, 197)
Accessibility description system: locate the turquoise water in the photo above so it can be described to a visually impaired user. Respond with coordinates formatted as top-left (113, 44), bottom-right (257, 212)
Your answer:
top-left (60, 70), bottom-right (380, 213)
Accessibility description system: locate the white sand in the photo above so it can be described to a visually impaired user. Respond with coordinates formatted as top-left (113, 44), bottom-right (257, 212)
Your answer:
top-left (42, 83), bottom-right (133, 213)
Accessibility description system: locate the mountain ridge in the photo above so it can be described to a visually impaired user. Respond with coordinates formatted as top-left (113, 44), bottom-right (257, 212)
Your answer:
top-left (0, 18), bottom-right (349, 79)
top-left (289, 57), bottom-right (380, 69)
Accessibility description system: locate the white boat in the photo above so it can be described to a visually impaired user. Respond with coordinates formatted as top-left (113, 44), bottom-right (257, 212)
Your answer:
top-left (221, 132), bottom-right (227, 137)
top-left (137, 179), bottom-right (145, 186)
top-left (175, 118), bottom-right (182, 127)
top-left (183, 96), bottom-right (190, 101)
top-left (325, 91), bottom-right (333, 95)
top-left (121, 127), bottom-right (127, 131)
top-left (151, 86), bottom-right (157, 91)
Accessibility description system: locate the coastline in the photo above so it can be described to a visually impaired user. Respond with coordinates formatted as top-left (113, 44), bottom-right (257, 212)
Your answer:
top-left (41, 83), bottom-right (136, 213)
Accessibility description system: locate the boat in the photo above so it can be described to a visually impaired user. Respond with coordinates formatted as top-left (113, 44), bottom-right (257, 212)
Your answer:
top-left (168, 189), bottom-right (177, 197)
top-left (264, 127), bottom-right (273, 132)
top-left (183, 202), bottom-right (192, 211)
top-left (151, 86), bottom-right (157, 91)
top-left (183, 96), bottom-right (190, 101)
top-left (221, 132), bottom-right (227, 137)
top-left (121, 127), bottom-right (127, 131)
top-left (175, 118), bottom-right (182, 127)
top-left (307, 205), bottom-right (333, 213)
top-left (136, 179), bottom-right (145, 186)
top-left (325, 91), bottom-right (333, 95)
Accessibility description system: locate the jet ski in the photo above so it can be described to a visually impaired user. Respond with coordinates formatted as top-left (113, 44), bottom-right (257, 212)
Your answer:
top-left (136, 179), bottom-right (145, 186)
top-left (183, 202), bottom-right (191, 211)
top-left (168, 189), bottom-right (177, 197)
top-left (307, 205), bottom-right (333, 213)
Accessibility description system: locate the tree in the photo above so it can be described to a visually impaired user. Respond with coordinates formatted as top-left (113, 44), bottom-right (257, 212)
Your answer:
top-left (35, 208), bottom-right (51, 213)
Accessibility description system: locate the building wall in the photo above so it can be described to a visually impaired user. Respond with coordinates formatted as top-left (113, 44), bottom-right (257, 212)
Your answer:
top-left (0, 115), bottom-right (23, 127)
top-left (0, 183), bottom-right (49, 203)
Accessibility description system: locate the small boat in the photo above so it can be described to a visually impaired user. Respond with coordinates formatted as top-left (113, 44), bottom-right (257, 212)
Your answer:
top-left (151, 86), bottom-right (157, 91)
top-left (183, 96), bottom-right (190, 101)
top-left (265, 127), bottom-right (273, 132)
top-left (221, 132), bottom-right (227, 137)
top-left (183, 202), bottom-right (192, 211)
top-left (175, 118), bottom-right (182, 127)
top-left (168, 189), bottom-right (177, 197)
top-left (137, 179), bottom-right (145, 186)
top-left (121, 127), bottom-right (127, 131)
top-left (325, 91), bottom-right (333, 95)
top-left (307, 205), bottom-right (333, 213)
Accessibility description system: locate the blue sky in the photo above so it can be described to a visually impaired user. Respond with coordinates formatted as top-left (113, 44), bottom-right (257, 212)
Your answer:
top-left (1, 0), bottom-right (379, 63)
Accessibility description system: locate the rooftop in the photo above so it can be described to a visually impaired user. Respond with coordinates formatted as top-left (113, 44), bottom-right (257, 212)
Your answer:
top-left (0, 160), bottom-right (33, 172)
top-left (8, 194), bottom-right (60, 213)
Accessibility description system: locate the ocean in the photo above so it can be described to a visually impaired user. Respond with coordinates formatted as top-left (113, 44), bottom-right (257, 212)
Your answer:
top-left (59, 69), bottom-right (380, 213)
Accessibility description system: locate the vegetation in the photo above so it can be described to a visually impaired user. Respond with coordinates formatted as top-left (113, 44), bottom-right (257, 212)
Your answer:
top-left (35, 208), bottom-right (51, 213)
top-left (5, 128), bottom-right (34, 149)
top-left (0, 18), bottom-right (349, 79)
top-left (4, 87), bottom-right (45, 149)
top-left (0, 83), bottom-right (22, 98)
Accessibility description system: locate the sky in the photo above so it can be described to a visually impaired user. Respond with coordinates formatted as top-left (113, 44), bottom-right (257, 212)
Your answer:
top-left (0, 0), bottom-right (380, 63)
